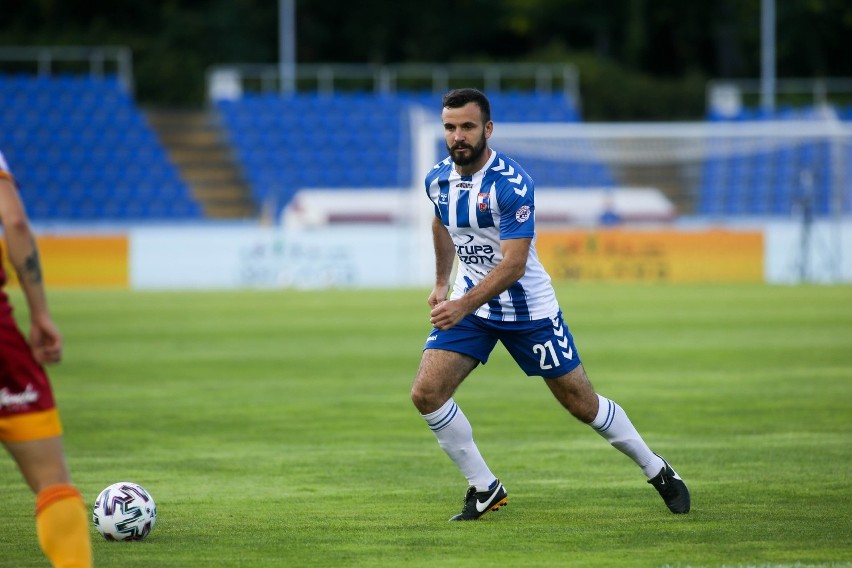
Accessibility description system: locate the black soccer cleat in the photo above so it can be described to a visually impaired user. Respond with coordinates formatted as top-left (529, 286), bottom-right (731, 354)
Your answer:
top-left (648, 457), bottom-right (690, 514)
top-left (449, 479), bottom-right (508, 521)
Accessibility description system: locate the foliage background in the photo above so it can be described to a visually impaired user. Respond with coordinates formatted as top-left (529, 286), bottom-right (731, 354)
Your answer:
top-left (3, 0), bottom-right (852, 118)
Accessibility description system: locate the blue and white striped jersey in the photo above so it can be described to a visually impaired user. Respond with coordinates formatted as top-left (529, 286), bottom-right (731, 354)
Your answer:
top-left (425, 150), bottom-right (559, 322)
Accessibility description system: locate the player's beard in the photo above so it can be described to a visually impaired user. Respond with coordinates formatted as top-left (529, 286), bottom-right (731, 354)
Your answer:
top-left (447, 133), bottom-right (487, 167)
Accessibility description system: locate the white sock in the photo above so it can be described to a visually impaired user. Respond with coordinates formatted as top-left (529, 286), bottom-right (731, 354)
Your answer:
top-left (422, 398), bottom-right (496, 491)
top-left (590, 394), bottom-right (665, 478)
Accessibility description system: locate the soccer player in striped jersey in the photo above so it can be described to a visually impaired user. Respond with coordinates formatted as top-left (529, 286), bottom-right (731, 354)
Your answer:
top-left (0, 150), bottom-right (92, 566)
top-left (410, 89), bottom-right (690, 521)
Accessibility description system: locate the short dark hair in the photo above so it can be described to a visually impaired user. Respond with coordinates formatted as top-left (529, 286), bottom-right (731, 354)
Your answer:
top-left (442, 88), bottom-right (491, 123)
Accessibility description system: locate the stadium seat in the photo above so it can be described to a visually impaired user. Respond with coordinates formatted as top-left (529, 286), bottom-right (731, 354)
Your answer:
top-left (215, 90), bottom-right (586, 209)
top-left (0, 73), bottom-right (202, 221)
top-left (699, 103), bottom-right (852, 217)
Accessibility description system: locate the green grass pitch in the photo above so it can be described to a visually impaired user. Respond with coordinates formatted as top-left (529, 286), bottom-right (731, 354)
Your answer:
top-left (1, 284), bottom-right (850, 567)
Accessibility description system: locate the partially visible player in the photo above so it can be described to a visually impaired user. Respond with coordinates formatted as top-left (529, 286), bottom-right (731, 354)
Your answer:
top-left (410, 88), bottom-right (690, 521)
top-left (0, 150), bottom-right (92, 567)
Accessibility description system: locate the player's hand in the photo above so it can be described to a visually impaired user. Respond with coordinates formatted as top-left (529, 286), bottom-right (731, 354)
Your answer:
top-left (427, 285), bottom-right (450, 309)
top-left (29, 315), bottom-right (63, 365)
top-left (430, 299), bottom-right (467, 331)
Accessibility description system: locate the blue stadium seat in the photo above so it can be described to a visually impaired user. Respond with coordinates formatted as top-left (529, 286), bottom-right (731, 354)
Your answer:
top-left (700, 103), bottom-right (852, 216)
top-left (215, 90), bottom-right (587, 209)
top-left (0, 73), bottom-right (202, 221)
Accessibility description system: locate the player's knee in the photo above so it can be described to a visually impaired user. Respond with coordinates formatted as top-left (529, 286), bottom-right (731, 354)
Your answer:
top-left (410, 384), bottom-right (429, 412)
top-left (410, 382), bottom-right (443, 414)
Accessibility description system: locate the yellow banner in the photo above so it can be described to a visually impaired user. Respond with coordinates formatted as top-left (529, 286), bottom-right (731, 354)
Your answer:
top-left (536, 229), bottom-right (764, 283)
top-left (3, 235), bottom-right (129, 288)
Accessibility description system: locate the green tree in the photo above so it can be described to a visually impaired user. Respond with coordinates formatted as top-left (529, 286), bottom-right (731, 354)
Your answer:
top-left (2, 0), bottom-right (851, 114)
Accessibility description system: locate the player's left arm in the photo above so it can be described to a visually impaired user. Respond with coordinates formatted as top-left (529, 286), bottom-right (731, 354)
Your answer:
top-left (0, 174), bottom-right (63, 365)
top-left (428, 216), bottom-right (456, 309)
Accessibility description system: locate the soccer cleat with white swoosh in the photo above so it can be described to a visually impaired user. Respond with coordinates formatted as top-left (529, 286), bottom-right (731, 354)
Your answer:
top-left (449, 479), bottom-right (508, 521)
top-left (647, 456), bottom-right (690, 514)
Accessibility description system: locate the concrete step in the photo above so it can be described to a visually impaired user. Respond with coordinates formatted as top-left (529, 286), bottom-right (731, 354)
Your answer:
top-left (145, 108), bottom-right (256, 220)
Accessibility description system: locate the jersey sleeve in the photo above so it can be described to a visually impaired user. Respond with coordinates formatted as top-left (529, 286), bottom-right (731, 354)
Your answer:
top-left (496, 173), bottom-right (535, 240)
top-left (425, 161), bottom-right (446, 219)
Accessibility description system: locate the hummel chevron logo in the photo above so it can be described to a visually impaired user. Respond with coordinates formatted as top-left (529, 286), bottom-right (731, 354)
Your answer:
top-left (493, 159), bottom-right (528, 194)
top-left (492, 159), bottom-right (521, 179)
top-left (551, 319), bottom-right (572, 359)
top-left (491, 158), bottom-right (512, 174)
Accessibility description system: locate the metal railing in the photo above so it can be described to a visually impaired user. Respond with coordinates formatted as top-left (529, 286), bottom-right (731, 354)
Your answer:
top-left (206, 62), bottom-right (580, 104)
top-left (0, 46), bottom-right (134, 94)
top-left (707, 77), bottom-right (852, 116)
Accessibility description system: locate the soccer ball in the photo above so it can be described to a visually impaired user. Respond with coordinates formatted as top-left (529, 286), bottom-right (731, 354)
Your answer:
top-left (92, 482), bottom-right (157, 541)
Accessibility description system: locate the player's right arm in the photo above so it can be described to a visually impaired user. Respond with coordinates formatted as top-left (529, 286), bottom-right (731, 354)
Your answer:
top-left (428, 216), bottom-right (456, 309)
top-left (0, 173), bottom-right (63, 365)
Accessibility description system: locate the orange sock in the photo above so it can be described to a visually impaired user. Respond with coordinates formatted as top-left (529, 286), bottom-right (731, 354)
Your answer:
top-left (35, 484), bottom-right (93, 568)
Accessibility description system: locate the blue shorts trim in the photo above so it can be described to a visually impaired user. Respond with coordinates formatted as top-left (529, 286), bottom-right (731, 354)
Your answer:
top-left (423, 311), bottom-right (582, 378)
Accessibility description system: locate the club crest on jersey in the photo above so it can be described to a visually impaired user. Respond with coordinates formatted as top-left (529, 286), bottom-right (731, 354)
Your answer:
top-left (515, 205), bottom-right (531, 222)
top-left (477, 192), bottom-right (489, 212)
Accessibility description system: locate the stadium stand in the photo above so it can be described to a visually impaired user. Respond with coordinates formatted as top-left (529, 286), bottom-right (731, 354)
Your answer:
top-left (5, 68), bottom-right (844, 223)
top-left (215, 90), bottom-right (588, 212)
top-left (699, 104), bottom-right (850, 217)
top-left (0, 73), bottom-right (202, 221)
